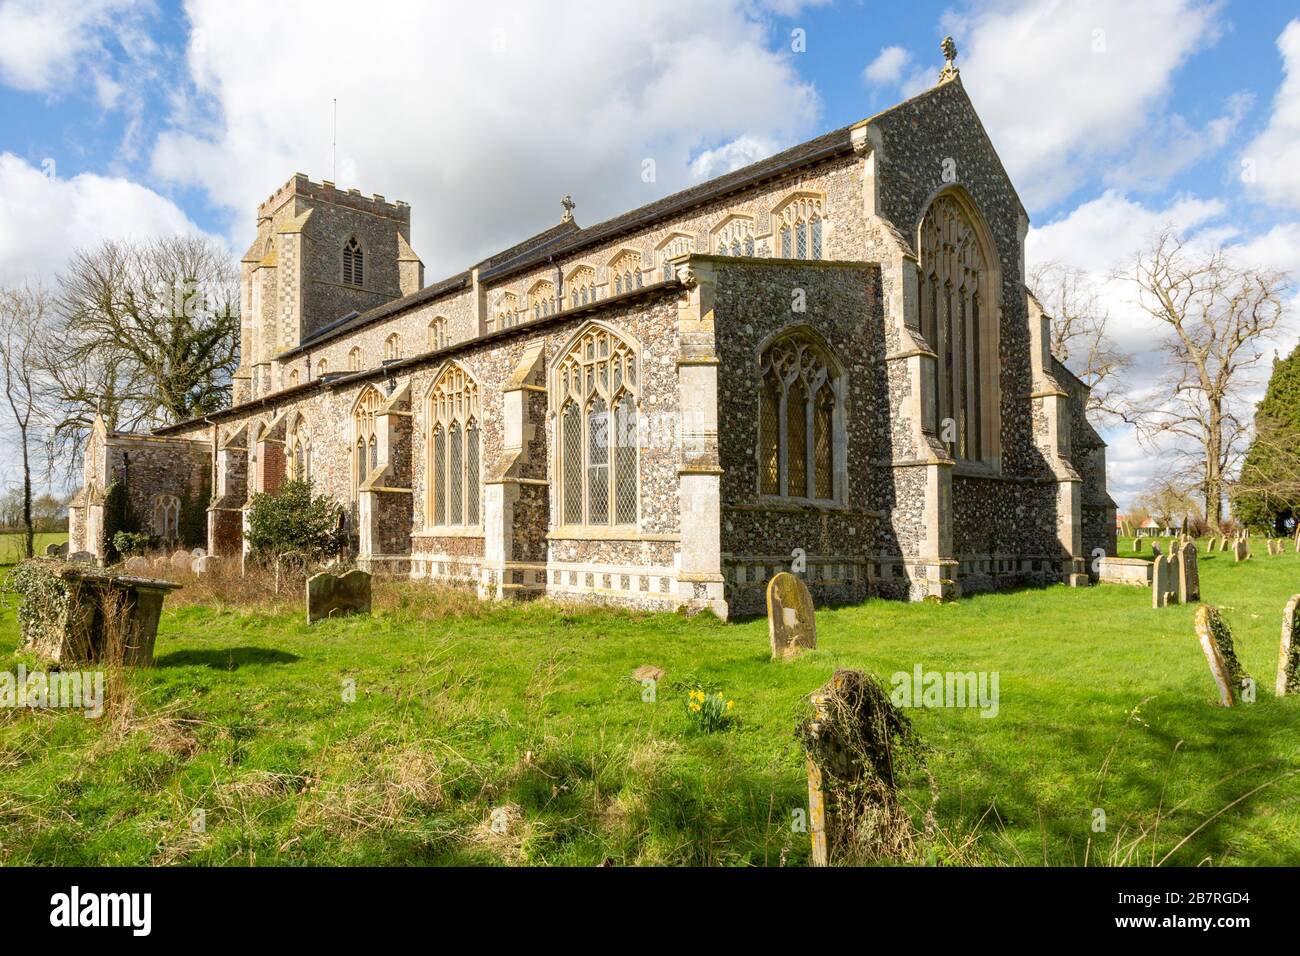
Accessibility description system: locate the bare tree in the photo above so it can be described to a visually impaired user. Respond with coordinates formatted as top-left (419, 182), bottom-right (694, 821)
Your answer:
top-left (1117, 229), bottom-right (1289, 528)
top-left (47, 235), bottom-right (239, 474)
top-left (1029, 260), bottom-right (1131, 423)
top-left (0, 285), bottom-right (52, 559)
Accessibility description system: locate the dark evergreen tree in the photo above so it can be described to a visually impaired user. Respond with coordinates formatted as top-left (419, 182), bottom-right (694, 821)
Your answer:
top-left (1235, 345), bottom-right (1300, 534)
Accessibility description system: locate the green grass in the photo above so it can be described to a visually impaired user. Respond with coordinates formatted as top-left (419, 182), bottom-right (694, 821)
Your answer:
top-left (1, 536), bottom-right (1299, 866)
top-left (0, 532), bottom-right (69, 567)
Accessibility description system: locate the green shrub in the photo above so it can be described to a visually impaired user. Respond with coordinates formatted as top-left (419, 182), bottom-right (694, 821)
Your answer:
top-left (244, 480), bottom-right (346, 565)
top-left (112, 531), bottom-right (155, 557)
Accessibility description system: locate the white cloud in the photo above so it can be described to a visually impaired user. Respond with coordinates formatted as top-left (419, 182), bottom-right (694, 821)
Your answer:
top-left (863, 45), bottom-right (911, 85)
top-left (945, 0), bottom-right (1222, 210)
top-left (690, 135), bottom-right (781, 180)
top-left (0, 0), bottom-right (144, 93)
top-left (150, 0), bottom-right (821, 279)
top-left (0, 153), bottom-right (205, 287)
top-left (1242, 19), bottom-right (1300, 213)
top-left (1105, 92), bottom-right (1252, 193)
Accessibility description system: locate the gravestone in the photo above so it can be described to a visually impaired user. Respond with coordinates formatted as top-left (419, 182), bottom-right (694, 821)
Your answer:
top-left (1268, 539), bottom-right (1278, 556)
top-left (123, 556), bottom-right (151, 574)
top-left (1233, 539), bottom-right (1249, 561)
top-left (192, 554), bottom-right (221, 574)
top-left (1133, 537), bottom-right (1145, 553)
top-left (191, 547), bottom-right (206, 558)
top-left (1205, 538), bottom-right (1215, 554)
top-left (44, 542), bottom-right (60, 557)
top-left (1193, 605), bottom-right (1249, 707)
top-left (1151, 554), bottom-right (1177, 609)
top-left (767, 572), bottom-right (817, 659)
top-left (1278, 595), bottom-right (1300, 697)
top-left (1177, 543), bottom-right (1200, 603)
top-left (306, 569), bottom-right (372, 624)
top-left (170, 549), bottom-right (192, 572)
top-left (1150, 541), bottom-right (1162, 557)
top-left (68, 551), bottom-right (94, 564)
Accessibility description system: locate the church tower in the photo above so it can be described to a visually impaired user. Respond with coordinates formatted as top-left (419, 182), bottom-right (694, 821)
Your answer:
top-left (234, 174), bottom-right (424, 402)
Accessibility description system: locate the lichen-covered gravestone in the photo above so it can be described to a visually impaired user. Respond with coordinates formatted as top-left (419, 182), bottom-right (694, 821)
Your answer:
top-left (1151, 554), bottom-right (1177, 608)
top-left (1278, 595), bottom-right (1300, 697)
top-left (766, 571), bottom-right (816, 659)
top-left (1177, 542), bottom-right (1200, 603)
top-left (1193, 605), bottom-right (1250, 707)
top-left (306, 569), bottom-right (372, 624)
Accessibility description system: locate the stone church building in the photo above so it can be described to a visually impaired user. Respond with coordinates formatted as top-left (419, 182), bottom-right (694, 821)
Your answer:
top-left (68, 50), bottom-right (1116, 619)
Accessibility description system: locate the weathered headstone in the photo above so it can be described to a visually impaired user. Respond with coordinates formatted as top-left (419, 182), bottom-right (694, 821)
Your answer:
top-left (191, 547), bottom-right (206, 558)
top-left (169, 549), bottom-right (192, 572)
top-left (1278, 595), bottom-right (1300, 697)
top-left (766, 572), bottom-right (817, 659)
top-left (1133, 537), bottom-right (1145, 553)
top-left (1177, 543), bottom-right (1200, 603)
top-left (192, 554), bottom-right (222, 574)
top-left (1233, 539), bottom-right (1249, 562)
top-left (1267, 539), bottom-right (1277, 556)
top-left (306, 569), bottom-right (372, 624)
top-left (44, 542), bottom-right (60, 557)
top-left (1193, 605), bottom-right (1249, 707)
top-left (123, 556), bottom-right (151, 574)
top-left (1151, 554), bottom-right (1177, 608)
top-left (68, 551), bottom-right (94, 564)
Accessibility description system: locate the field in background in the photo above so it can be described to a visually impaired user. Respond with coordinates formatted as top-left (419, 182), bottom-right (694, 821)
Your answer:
top-left (0, 535), bottom-right (1297, 866)
top-left (0, 532), bottom-right (69, 567)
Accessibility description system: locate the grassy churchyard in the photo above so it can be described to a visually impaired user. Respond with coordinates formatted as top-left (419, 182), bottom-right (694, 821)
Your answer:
top-left (1, 535), bottom-right (1298, 867)
top-left (0, 533), bottom-right (69, 568)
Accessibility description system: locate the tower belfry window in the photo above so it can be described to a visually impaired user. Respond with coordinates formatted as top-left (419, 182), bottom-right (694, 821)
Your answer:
top-left (343, 237), bottom-right (364, 287)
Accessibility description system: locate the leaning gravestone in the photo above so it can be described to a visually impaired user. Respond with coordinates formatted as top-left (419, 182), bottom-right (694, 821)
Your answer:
top-left (1278, 595), bottom-right (1300, 697)
top-left (1193, 605), bottom-right (1249, 707)
top-left (767, 571), bottom-right (817, 659)
top-left (1233, 539), bottom-right (1249, 561)
top-left (306, 569), bottom-right (372, 624)
top-left (1152, 554), bottom-right (1177, 609)
top-left (1177, 542), bottom-right (1200, 603)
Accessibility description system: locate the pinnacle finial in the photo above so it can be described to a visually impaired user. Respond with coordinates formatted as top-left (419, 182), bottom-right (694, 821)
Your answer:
top-left (939, 35), bottom-right (959, 82)
top-left (560, 195), bottom-right (576, 224)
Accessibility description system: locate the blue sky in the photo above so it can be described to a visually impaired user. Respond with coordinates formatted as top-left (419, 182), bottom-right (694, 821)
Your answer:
top-left (1, 0), bottom-right (1299, 507)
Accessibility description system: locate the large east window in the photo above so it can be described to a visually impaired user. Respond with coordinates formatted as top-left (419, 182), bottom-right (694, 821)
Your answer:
top-left (916, 192), bottom-right (998, 463)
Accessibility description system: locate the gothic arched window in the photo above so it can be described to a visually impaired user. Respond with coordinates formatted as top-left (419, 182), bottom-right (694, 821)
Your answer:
top-left (565, 266), bottom-right (597, 308)
top-left (288, 418), bottom-right (312, 484)
top-left (529, 280), bottom-right (557, 320)
top-left (607, 251), bottom-right (643, 296)
top-left (555, 324), bottom-right (638, 527)
top-left (426, 364), bottom-right (480, 528)
top-left (342, 236), bottom-right (364, 286)
top-left (287, 368), bottom-right (299, 387)
top-left (916, 192), bottom-right (997, 463)
top-left (775, 192), bottom-right (824, 260)
top-left (428, 316), bottom-right (448, 351)
top-left (348, 346), bottom-right (362, 372)
top-left (384, 333), bottom-right (401, 361)
top-left (353, 387), bottom-right (383, 497)
top-left (153, 494), bottom-right (180, 540)
top-left (316, 358), bottom-right (328, 377)
top-left (757, 331), bottom-right (844, 502)
top-left (712, 216), bottom-right (756, 257)
top-left (656, 233), bottom-right (694, 280)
